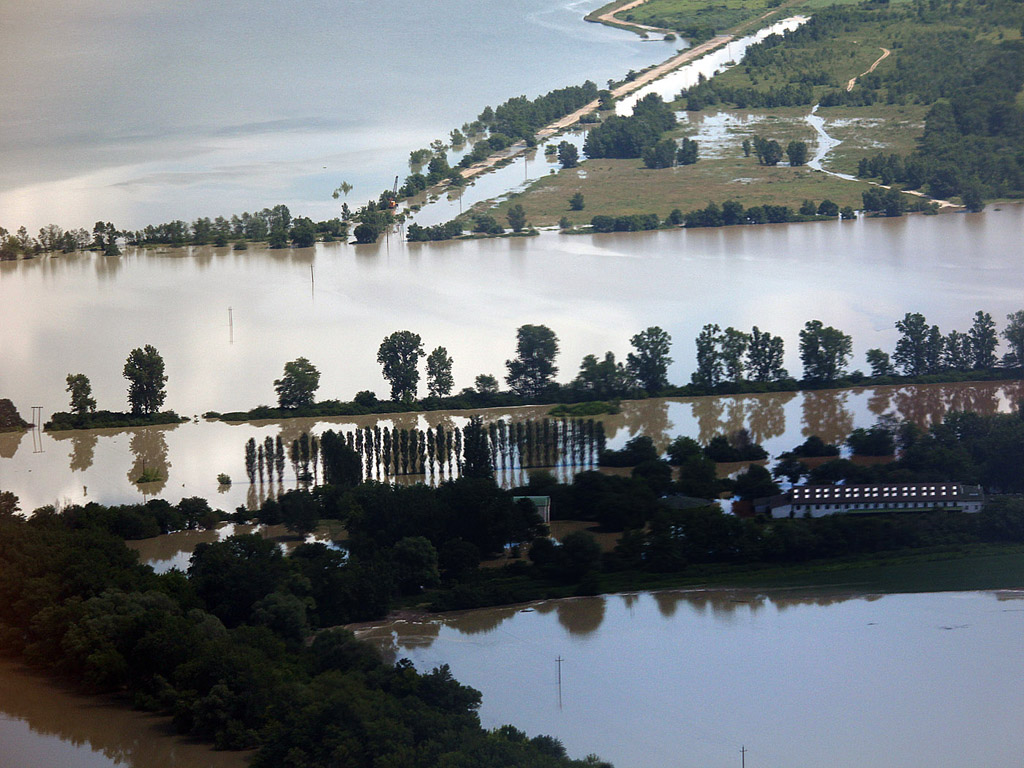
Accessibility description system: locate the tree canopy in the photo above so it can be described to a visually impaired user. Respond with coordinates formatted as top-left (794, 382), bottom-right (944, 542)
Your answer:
top-left (274, 357), bottom-right (320, 409)
top-left (123, 345), bottom-right (167, 415)
top-left (506, 324), bottom-right (560, 398)
top-left (378, 331), bottom-right (425, 402)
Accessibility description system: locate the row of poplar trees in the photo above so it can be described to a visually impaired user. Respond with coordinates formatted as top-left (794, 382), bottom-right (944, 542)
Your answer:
top-left (243, 417), bottom-right (608, 485)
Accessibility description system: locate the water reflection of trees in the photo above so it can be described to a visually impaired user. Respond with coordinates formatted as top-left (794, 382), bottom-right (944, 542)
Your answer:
top-left (745, 393), bottom-right (794, 444)
top-left (555, 596), bottom-right (605, 636)
top-left (801, 390), bottom-right (854, 444)
top-left (67, 432), bottom-right (97, 472)
top-left (127, 428), bottom-right (171, 495)
top-left (0, 431), bottom-right (25, 459)
top-left (617, 399), bottom-right (673, 450)
top-left (446, 604), bottom-right (522, 636)
top-left (867, 387), bottom-right (893, 417)
top-left (691, 396), bottom-right (725, 445)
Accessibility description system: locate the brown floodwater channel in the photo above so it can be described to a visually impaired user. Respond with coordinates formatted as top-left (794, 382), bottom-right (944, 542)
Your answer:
top-left (0, 660), bottom-right (248, 768)
top-left (358, 588), bottom-right (1024, 768)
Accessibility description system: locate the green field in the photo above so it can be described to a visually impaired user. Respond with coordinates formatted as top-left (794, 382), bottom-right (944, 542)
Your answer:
top-left (819, 104), bottom-right (929, 175)
top-left (485, 108), bottom-right (883, 227)
top-left (488, 155), bottom-right (872, 227)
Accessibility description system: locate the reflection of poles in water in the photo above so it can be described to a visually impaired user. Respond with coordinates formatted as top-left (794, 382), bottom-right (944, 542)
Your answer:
top-left (31, 406), bottom-right (44, 454)
top-left (228, 306), bottom-right (233, 344)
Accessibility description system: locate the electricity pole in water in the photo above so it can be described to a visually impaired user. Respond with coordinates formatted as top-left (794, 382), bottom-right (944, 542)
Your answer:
top-left (556, 656), bottom-right (564, 710)
top-left (740, 745), bottom-right (747, 768)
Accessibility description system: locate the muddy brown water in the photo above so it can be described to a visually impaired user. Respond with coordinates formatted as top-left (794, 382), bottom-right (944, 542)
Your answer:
top-left (1, 379), bottom-right (1020, 513)
top-left (0, 660), bottom-right (248, 768)
top-left (358, 588), bottom-right (1024, 768)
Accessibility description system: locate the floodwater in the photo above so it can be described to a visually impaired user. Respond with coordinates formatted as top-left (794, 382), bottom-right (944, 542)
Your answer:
top-left (1, 380), bottom-right (1022, 513)
top-left (358, 588), bottom-right (1024, 768)
top-left (2, 205), bottom-right (1023, 511)
top-left (0, 0), bottom-right (669, 233)
top-left (616, 17), bottom-right (808, 115)
top-left (0, 661), bottom-right (247, 768)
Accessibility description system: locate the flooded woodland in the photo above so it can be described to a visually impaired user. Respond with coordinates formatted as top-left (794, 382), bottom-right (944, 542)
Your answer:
top-left (2, 1), bottom-right (1024, 765)
top-left (3, 206), bottom-right (1024, 512)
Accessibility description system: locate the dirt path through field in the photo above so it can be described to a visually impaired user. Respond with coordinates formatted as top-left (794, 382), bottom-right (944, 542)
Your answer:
top-left (846, 47), bottom-right (891, 91)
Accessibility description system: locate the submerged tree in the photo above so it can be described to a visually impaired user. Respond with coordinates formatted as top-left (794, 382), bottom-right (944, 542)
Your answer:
top-left (123, 345), bottom-right (167, 415)
top-left (426, 346), bottom-right (455, 398)
top-left (506, 324), bottom-right (559, 398)
top-left (66, 373), bottom-right (97, 415)
top-left (378, 331), bottom-right (425, 402)
top-left (628, 326), bottom-right (673, 393)
top-left (799, 320), bottom-right (852, 383)
top-left (274, 357), bottom-right (320, 409)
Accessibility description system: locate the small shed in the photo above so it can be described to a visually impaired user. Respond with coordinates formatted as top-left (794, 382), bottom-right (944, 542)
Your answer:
top-left (512, 495), bottom-right (551, 523)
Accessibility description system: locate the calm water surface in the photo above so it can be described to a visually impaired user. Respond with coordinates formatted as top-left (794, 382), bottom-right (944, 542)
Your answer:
top-left (0, 0), bottom-right (669, 232)
top-left (359, 589), bottom-right (1024, 768)
top-left (2, 207), bottom-right (1022, 510)
top-left (0, 662), bottom-right (247, 768)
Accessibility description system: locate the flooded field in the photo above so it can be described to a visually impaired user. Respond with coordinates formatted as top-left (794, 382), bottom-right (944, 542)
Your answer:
top-left (2, 379), bottom-right (1020, 513)
top-left (359, 588), bottom-right (1024, 768)
top-left (3, 205), bottom-right (1022, 511)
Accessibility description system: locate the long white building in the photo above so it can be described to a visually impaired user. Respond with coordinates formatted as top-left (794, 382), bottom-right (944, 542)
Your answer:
top-left (768, 482), bottom-right (984, 519)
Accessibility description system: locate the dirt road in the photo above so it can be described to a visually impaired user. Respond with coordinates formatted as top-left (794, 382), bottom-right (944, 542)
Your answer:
top-left (846, 47), bottom-right (891, 91)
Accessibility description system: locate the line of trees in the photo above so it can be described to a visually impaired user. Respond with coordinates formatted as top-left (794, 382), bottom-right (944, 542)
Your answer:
top-left (228, 310), bottom-right (1024, 424)
top-left (681, 196), bottom-right (853, 228)
top-left (866, 310), bottom-right (1014, 377)
top-left (253, 417), bottom-right (608, 487)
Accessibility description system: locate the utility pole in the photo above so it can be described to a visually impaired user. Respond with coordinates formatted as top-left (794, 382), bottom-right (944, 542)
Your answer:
top-left (741, 745), bottom-right (747, 768)
top-left (228, 306), bottom-right (233, 344)
top-left (556, 655), bottom-right (564, 710)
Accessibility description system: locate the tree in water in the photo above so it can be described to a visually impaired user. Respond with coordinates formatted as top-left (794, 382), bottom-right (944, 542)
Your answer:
top-left (65, 373), bottom-right (96, 415)
top-left (691, 324), bottom-right (724, 388)
top-left (628, 326), bottom-right (672, 393)
top-left (426, 346), bottom-right (454, 397)
top-left (1002, 310), bottom-right (1024, 367)
top-left (894, 312), bottom-right (942, 376)
top-left (378, 331), bottom-right (425, 402)
top-left (969, 311), bottom-right (998, 369)
top-left (505, 324), bottom-right (559, 398)
top-left (462, 416), bottom-right (493, 478)
top-left (721, 327), bottom-right (751, 383)
top-left (557, 141), bottom-right (579, 169)
top-left (865, 348), bottom-right (895, 377)
top-left (799, 320), bottom-right (852, 383)
top-left (746, 326), bottom-right (787, 382)
top-left (274, 357), bottom-right (320, 409)
top-left (506, 204), bottom-right (527, 233)
top-left (123, 345), bottom-right (167, 415)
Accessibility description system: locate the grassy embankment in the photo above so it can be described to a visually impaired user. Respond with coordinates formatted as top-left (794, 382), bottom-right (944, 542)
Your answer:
top-left (485, 0), bottom-right (944, 227)
top-left (411, 542), bottom-right (1024, 613)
